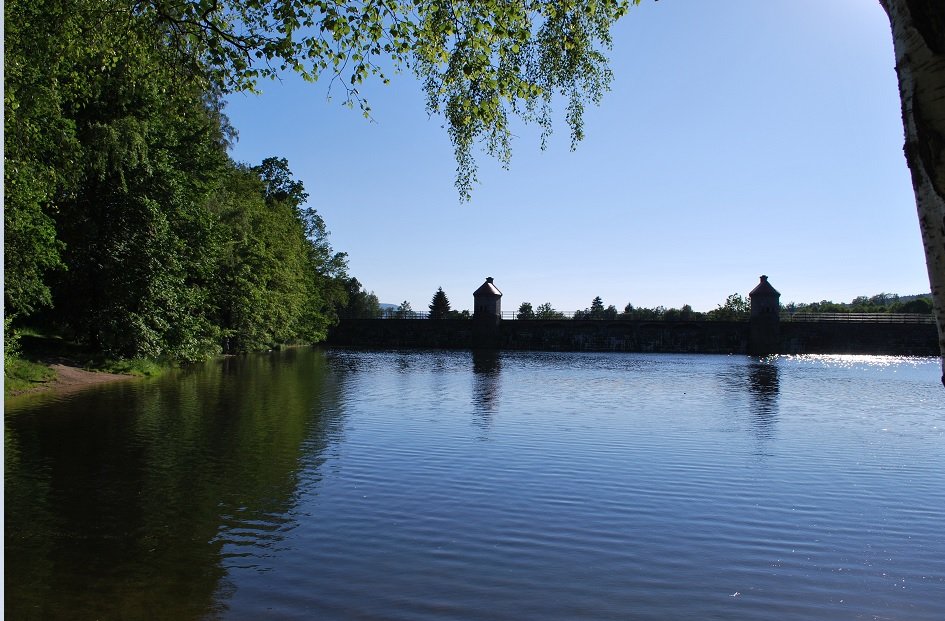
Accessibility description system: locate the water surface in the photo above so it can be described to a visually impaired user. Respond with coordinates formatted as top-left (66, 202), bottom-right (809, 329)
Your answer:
top-left (5, 350), bottom-right (944, 620)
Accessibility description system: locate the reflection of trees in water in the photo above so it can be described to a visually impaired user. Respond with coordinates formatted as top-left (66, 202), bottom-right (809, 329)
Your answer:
top-left (3, 348), bottom-right (346, 619)
top-left (746, 359), bottom-right (780, 439)
top-left (472, 350), bottom-right (502, 429)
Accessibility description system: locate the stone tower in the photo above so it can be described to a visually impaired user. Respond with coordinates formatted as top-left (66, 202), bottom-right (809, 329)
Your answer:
top-left (749, 275), bottom-right (780, 320)
top-left (748, 275), bottom-right (781, 355)
top-left (473, 277), bottom-right (503, 324)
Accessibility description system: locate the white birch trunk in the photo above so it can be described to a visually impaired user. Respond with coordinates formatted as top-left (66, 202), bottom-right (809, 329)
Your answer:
top-left (880, 0), bottom-right (945, 386)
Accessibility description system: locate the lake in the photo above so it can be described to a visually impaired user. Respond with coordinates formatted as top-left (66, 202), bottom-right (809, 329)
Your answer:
top-left (5, 349), bottom-right (944, 620)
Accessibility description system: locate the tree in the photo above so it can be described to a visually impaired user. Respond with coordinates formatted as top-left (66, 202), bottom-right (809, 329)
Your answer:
top-left (253, 157), bottom-right (309, 206)
top-left (869, 293), bottom-right (899, 307)
top-left (88, 0), bottom-right (635, 200)
top-left (4, 0), bottom-right (85, 317)
top-left (5, 0), bottom-right (227, 359)
top-left (429, 287), bottom-right (451, 319)
top-left (574, 296), bottom-right (616, 319)
top-left (535, 302), bottom-right (565, 319)
top-left (879, 1), bottom-right (945, 384)
top-left (395, 301), bottom-right (413, 319)
top-left (20, 0), bottom-right (234, 360)
top-left (707, 293), bottom-right (750, 321)
top-left (902, 297), bottom-right (934, 314)
top-left (517, 302), bottom-right (535, 320)
top-left (3, 0), bottom-right (373, 361)
top-left (338, 278), bottom-right (381, 319)
top-left (255, 157), bottom-right (351, 341)
top-left (214, 163), bottom-right (338, 353)
top-left (663, 304), bottom-right (701, 321)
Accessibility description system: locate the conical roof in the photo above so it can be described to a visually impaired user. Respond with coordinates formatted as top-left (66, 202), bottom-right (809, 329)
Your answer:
top-left (473, 277), bottom-right (502, 298)
top-left (749, 275), bottom-right (780, 298)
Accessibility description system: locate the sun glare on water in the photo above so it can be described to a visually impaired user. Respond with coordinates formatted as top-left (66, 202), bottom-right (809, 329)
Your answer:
top-left (782, 354), bottom-right (931, 370)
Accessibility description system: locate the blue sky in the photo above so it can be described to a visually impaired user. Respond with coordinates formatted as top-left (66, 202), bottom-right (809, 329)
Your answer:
top-left (224, 0), bottom-right (928, 314)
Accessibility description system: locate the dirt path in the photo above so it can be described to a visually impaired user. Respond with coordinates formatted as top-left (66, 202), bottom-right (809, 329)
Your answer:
top-left (49, 364), bottom-right (135, 392)
top-left (8, 364), bottom-right (137, 399)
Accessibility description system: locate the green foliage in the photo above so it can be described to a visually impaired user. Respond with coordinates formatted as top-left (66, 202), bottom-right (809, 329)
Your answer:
top-left (6, 0), bottom-right (230, 361)
top-left (131, 0), bottom-right (632, 199)
top-left (663, 304), bottom-right (701, 321)
top-left (535, 302), bottom-right (565, 319)
top-left (5, 0), bottom-right (356, 362)
top-left (4, 358), bottom-right (58, 397)
top-left (214, 167), bottom-right (307, 351)
top-left (253, 157), bottom-right (309, 205)
top-left (5, 0), bottom-right (627, 363)
top-left (707, 294), bottom-right (750, 321)
top-left (783, 293), bottom-right (933, 315)
top-left (574, 296), bottom-right (618, 319)
top-left (900, 297), bottom-right (933, 314)
top-left (429, 287), bottom-right (452, 320)
top-left (619, 303), bottom-right (704, 321)
top-left (213, 163), bottom-right (349, 352)
top-left (395, 301), bottom-right (414, 319)
top-left (3, 0), bottom-right (78, 316)
top-left (338, 278), bottom-right (382, 319)
top-left (517, 302), bottom-right (535, 320)
top-left (4, 316), bottom-right (23, 369)
top-left (94, 358), bottom-right (166, 377)
top-left (413, 0), bottom-right (636, 198)
top-left (623, 303), bottom-right (659, 320)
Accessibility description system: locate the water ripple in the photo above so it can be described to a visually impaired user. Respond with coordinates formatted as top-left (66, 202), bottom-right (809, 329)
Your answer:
top-left (6, 350), bottom-right (944, 620)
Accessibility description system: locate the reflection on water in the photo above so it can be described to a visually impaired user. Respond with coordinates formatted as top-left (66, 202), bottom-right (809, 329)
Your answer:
top-left (472, 349), bottom-right (501, 419)
top-left (6, 350), bottom-right (945, 621)
top-left (747, 358), bottom-right (779, 439)
top-left (4, 349), bottom-right (346, 619)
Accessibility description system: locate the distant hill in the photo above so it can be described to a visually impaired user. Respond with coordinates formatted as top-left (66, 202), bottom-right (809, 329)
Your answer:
top-left (379, 303), bottom-right (398, 310)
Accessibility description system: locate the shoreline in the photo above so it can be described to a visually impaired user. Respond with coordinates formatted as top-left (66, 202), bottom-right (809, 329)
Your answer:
top-left (7, 363), bottom-right (137, 399)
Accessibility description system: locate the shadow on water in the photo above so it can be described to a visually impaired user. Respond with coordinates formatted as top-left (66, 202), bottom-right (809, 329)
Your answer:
top-left (471, 350), bottom-right (501, 431)
top-left (4, 348), bottom-right (347, 620)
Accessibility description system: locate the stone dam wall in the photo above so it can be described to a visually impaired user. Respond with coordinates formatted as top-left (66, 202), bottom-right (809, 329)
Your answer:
top-left (327, 319), bottom-right (938, 356)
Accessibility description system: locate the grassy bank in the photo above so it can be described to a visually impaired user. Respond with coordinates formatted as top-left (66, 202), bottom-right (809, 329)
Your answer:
top-left (4, 332), bottom-right (171, 398)
top-left (4, 357), bottom-right (58, 395)
top-left (94, 357), bottom-right (167, 377)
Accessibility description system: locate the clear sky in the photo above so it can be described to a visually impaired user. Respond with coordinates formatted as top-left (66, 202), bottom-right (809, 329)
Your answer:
top-left (224, 0), bottom-right (928, 314)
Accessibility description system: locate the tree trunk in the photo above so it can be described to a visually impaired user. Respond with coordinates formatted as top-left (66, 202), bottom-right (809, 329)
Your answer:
top-left (880, 0), bottom-right (945, 386)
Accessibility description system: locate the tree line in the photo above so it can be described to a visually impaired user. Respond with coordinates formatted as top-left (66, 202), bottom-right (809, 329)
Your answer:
top-left (4, 0), bottom-right (630, 365)
top-left (520, 293), bottom-right (933, 321)
top-left (379, 289), bottom-right (933, 322)
top-left (784, 293), bottom-right (933, 315)
top-left (519, 295), bottom-right (749, 321)
top-left (6, 1), bottom-right (942, 376)
top-left (4, 0), bottom-right (379, 362)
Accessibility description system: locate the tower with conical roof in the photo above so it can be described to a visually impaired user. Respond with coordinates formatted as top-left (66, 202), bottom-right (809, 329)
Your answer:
top-left (473, 277), bottom-right (502, 324)
top-left (749, 275), bottom-right (780, 320)
top-left (748, 275), bottom-right (781, 355)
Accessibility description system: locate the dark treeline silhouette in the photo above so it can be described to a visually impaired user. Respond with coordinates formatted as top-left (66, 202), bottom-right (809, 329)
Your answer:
top-left (510, 293), bottom-right (933, 321)
top-left (784, 293), bottom-right (933, 315)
